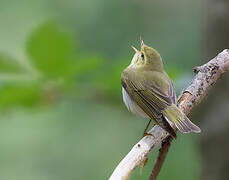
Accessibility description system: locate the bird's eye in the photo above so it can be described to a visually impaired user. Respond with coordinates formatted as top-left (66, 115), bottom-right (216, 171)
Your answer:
top-left (141, 53), bottom-right (144, 60)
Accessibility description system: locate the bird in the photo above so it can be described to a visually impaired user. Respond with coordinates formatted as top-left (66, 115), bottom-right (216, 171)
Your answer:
top-left (121, 40), bottom-right (201, 138)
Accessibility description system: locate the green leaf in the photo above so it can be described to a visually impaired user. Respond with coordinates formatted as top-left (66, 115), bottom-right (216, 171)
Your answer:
top-left (26, 22), bottom-right (75, 79)
top-left (0, 84), bottom-right (42, 108)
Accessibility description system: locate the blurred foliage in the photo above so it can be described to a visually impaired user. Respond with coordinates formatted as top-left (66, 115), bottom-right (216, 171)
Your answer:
top-left (27, 22), bottom-right (75, 79)
top-left (0, 84), bottom-right (42, 108)
top-left (0, 22), bottom-right (108, 108)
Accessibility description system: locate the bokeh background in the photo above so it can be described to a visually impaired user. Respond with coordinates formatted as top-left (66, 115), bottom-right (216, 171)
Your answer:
top-left (0, 0), bottom-right (228, 179)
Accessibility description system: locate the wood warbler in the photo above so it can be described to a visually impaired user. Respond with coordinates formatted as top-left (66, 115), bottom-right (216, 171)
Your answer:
top-left (121, 40), bottom-right (201, 138)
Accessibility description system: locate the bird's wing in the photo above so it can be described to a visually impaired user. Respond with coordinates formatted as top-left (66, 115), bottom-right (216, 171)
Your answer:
top-left (121, 70), bottom-right (173, 118)
top-left (121, 70), bottom-right (176, 137)
top-left (168, 80), bottom-right (176, 104)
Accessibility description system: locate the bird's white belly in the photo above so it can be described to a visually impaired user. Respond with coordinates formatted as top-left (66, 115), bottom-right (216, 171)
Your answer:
top-left (122, 87), bottom-right (148, 118)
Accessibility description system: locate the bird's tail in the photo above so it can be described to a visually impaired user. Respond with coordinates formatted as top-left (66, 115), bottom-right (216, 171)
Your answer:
top-left (162, 104), bottom-right (201, 134)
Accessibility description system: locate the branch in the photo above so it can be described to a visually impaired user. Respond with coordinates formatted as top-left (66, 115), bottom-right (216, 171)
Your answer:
top-left (109, 49), bottom-right (229, 180)
top-left (148, 135), bottom-right (173, 180)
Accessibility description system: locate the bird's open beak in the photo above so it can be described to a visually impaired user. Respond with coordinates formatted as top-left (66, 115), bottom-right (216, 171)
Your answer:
top-left (140, 38), bottom-right (145, 50)
top-left (131, 46), bottom-right (139, 53)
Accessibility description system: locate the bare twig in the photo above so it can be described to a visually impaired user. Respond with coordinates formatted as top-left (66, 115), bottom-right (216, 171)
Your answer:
top-left (109, 49), bottom-right (229, 180)
top-left (148, 135), bottom-right (173, 180)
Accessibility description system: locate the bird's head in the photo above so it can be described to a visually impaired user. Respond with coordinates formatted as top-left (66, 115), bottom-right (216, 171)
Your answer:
top-left (129, 40), bottom-right (163, 71)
